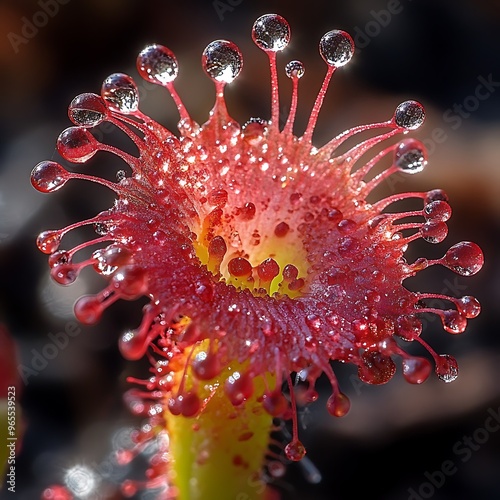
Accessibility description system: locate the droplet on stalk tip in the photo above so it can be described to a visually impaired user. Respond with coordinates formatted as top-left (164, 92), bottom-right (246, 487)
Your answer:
top-left (252, 14), bottom-right (291, 52)
top-left (202, 40), bottom-right (243, 84)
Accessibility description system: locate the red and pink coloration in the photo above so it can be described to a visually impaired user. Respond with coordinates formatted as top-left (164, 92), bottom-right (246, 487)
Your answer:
top-left (32, 12), bottom-right (483, 481)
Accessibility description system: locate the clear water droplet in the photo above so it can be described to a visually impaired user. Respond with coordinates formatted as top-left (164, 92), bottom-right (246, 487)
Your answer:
top-left (137, 44), bottom-right (178, 85)
top-left (394, 138), bottom-right (427, 174)
top-left (319, 30), bottom-right (355, 67)
top-left (57, 127), bottom-right (98, 163)
top-left (442, 241), bottom-right (484, 276)
top-left (394, 100), bottom-right (425, 130)
top-left (68, 93), bottom-right (107, 127)
top-left (202, 40), bottom-right (243, 83)
top-left (31, 161), bottom-right (70, 193)
top-left (101, 73), bottom-right (139, 114)
top-left (457, 296), bottom-right (481, 319)
top-left (285, 440), bottom-right (306, 461)
top-left (420, 221), bottom-right (448, 243)
top-left (442, 309), bottom-right (467, 334)
top-left (285, 60), bottom-right (305, 79)
top-left (252, 14), bottom-right (290, 52)
top-left (37, 230), bottom-right (62, 254)
top-left (436, 354), bottom-right (458, 383)
top-left (402, 357), bottom-right (432, 384)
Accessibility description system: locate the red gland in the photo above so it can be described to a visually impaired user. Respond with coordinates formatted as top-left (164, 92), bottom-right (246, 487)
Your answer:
top-left (224, 371), bottom-right (254, 406)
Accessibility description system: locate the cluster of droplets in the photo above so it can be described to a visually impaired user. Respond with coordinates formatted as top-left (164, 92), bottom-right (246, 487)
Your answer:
top-left (32, 12), bottom-right (483, 488)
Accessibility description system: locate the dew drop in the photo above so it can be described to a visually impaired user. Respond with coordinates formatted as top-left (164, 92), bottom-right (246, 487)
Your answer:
top-left (207, 189), bottom-right (228, 207)
top-left (68, 93), bottom-right (107, 128)
top-left (101, 73), bottom-right (139, 114)
top-left (285, 60), bottom-right (305, 79)
top-left (262, 390), bottom-right (288, 417)
top-left (420, 221), bottom-right (448, 243)
top-left (179, 392), bottom-right (201, 417)
top-left (48, 250), bottom-right (70, 268)
top-left (394, 100), bottom-right (425, 130)
top-left (257, 258), bottom-right (280, 282)
top-left (358, 351), bottom-right (396, 384)
top-left (208, 236), bottom-right (227, 260)
top-left (282, 264), bottom-right (299, 282)
top-left (119, 328), bottom-right (149, 361)
top-left (442, 310), bottom-right (467, 334)
top-left (319, 30), bottom-right (355, 67)
top-left (252, 14), bottom-right (290, 52)
top-left (57, 127), bottom-right (98, 163)
top-left (51, 264), bottom-right (79, 285)
top-left (425, 189), bottom-right (449, 204)
top-left (37, 230), bottom-right (62, 254)
top-left (326, 392), bottom-right (350, 417)
top-left (168, 392), bottom-right (201, 417)
top-left (402, 357), bottom-right (431, 384)
top-left (274, 221), bottom-right (290, 237)
top-left (394, 138), bottom-right (427, 174)
top-left (242, 118), bottom-right (267, 144)
top-left (285, 440), bottom-right (306, 461)
top-left (228, 257), bottom-right (252, 277)
top-left (93, 244), bottom-right (132, 275)
top-left (192, 351), bottom-right (221, 380)
top-left (457, 296), bottom-right (481, 319)
top-left (31, 161), bottom-right (70, 193)
top-left (137, 44), bottom-right (178, 85)
top-left (116, 170), bottom-right (126, 182)
top-left (442, 241), bottom-right (484, 276)
top-left (435, 354), bottom-right (458, 383)
top-left (239, 202), bottom-right (256, 220)
top-left (202, 40), bottom-right (243, 84)
top-left (224, 371), bottom-right (253, 406)
top-left (74, 295), bottom-right (103, 325)
top-left (111, 265), bottom-right (148, 299)
top-left (424, 200), bottom-right (452, 222)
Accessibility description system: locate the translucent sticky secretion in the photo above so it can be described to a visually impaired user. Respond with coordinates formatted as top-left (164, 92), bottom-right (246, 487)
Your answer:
top-left (202, 40), bottom-right (243, 84)
top-left (285, 60), bottom-right (305, 79)
top-left (394, 100), bottom-right (425, 130)
top-left (137, 44), bottom-right (179, 85)
top-left (394, 139), bottom-right (427, 174)
top-left (101, 73), bottom-right (139, 114)
top-left (68, 93), bottom-right (107, 128)
top-left (252, 14), bottom-right (291, 52)
top-left (319, 30), bottom-right (355, 67)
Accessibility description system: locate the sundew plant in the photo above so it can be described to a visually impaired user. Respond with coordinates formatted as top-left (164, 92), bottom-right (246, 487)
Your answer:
top-left (31, 13), bottom-right (483, 500)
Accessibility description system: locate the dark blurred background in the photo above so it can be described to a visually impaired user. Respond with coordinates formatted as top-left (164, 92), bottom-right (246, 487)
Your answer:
top-left (1, 0), bottom-right (500, 499)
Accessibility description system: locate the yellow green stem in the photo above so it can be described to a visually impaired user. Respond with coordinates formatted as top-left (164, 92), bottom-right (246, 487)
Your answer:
top-left (167, 355), bottom-right (274, 500)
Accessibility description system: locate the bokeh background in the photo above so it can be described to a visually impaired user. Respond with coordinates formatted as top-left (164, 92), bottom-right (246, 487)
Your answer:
top-left (1, 0), bottom-right (500, 499)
